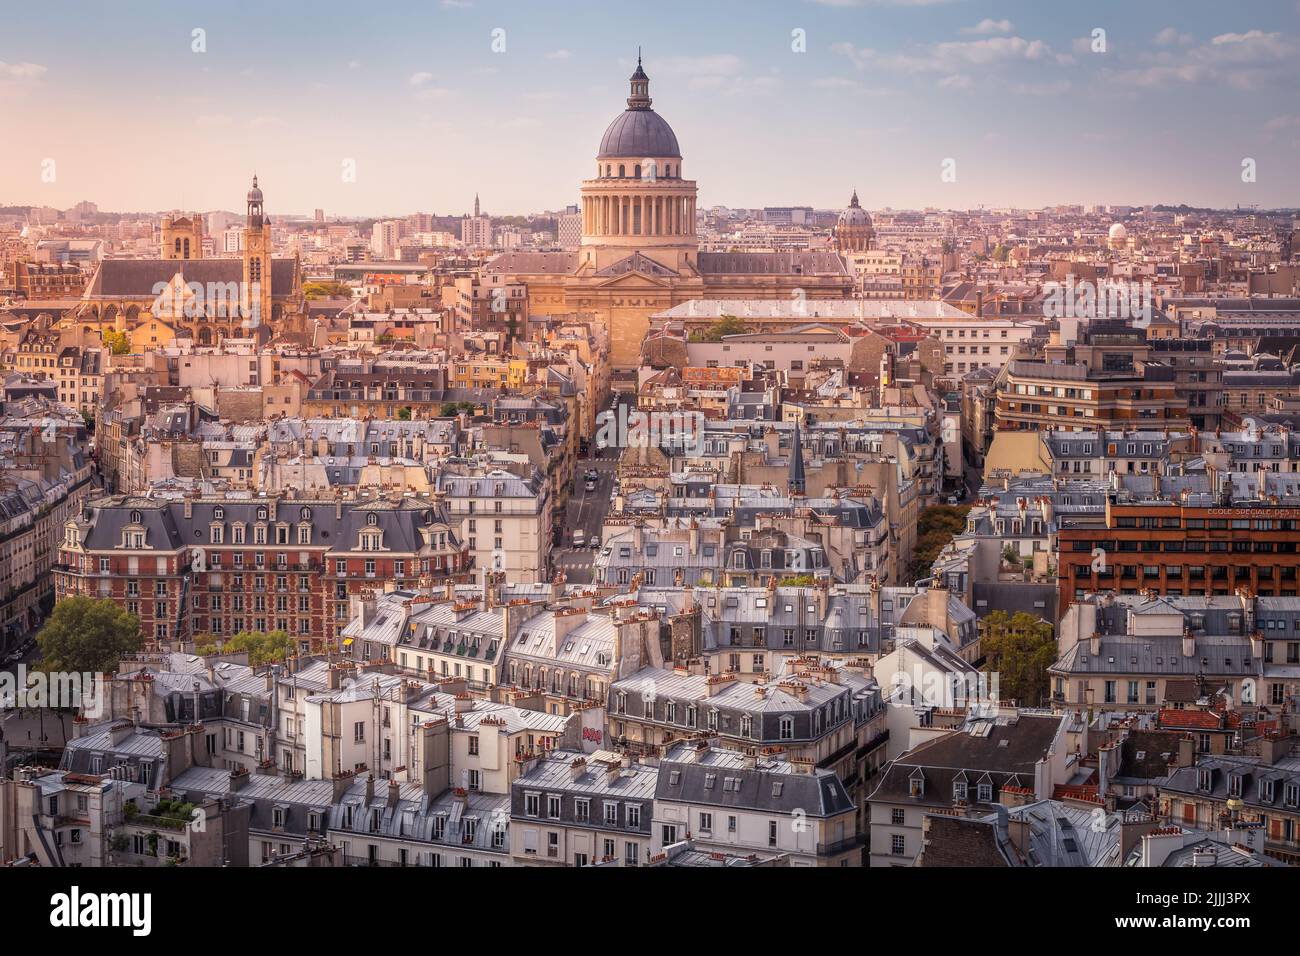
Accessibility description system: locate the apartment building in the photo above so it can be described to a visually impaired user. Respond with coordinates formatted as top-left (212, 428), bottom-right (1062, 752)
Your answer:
top-left (54, 492), bottom-right (469, 646)
top-left (436, 468), bottom-right (552, 584)
top-left (1056, 474), bottom-right (1300, 609)
top-left (866, 711), bottom-right (1071, 866)
top-left (652, 741), bottom-right (860, 866)
top-left (1052, 592), bottom-right (1300, 716)
top-left (510, 749), bottom-right (656, 866)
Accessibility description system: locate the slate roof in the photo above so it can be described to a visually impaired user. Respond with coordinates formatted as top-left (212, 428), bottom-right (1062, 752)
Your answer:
top-left (656, 743), bottom-right (855, 818)
top-left (598, 107), bottom-right (681, 158)
top-left (868, 713), bottom-right (1064, 809)
top-left (85, 258), bottom-right (298, 298)
top-left (917, 814), bottom-right (1016, 867)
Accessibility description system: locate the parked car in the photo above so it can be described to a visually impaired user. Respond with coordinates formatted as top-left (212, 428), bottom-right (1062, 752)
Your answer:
top-left (589, 536), bottom-right (600, 550)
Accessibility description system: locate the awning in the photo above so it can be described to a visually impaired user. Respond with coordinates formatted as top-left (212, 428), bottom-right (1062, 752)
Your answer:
top-left (342, 638), bottom-right (353, 646)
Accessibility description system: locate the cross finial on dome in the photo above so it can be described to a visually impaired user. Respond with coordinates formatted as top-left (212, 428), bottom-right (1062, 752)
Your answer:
top-left (850, 189), bottom-right (860, 208)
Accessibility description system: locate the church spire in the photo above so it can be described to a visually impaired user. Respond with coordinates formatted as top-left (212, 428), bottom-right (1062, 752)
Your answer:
top-left (627, 49), bottom-right (651, 110)
top-left (474, 193), bottom-right (480, 217)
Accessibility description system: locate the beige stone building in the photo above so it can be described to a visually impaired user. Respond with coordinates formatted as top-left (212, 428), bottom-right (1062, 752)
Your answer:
top-left (490, 58), bottom-right (855, 369)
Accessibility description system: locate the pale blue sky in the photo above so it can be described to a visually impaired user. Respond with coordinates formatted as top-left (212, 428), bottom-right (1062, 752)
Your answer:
top-left (1, 0), bottom-right (1297, 216)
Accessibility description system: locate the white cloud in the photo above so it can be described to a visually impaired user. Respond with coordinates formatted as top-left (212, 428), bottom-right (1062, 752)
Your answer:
top-left (545, 49), bottom-right (571, 61)
top-left (1154, 27), bottom-right (1194, 46)
top-left (347, 60), bottom-right (361, 70)
top-left (441, 0), bottom-right (472, 7)
top-left (1009, 79), bottom-right (1072, 95)
top-left (836, 35), bottom-right (1071, 73)
top-left (962, 19), bottom-right (1014, 36)
top-left (1106, 29), bottom-right (1296, 90)
top-left (408, 72), bottom-right (433, 86)
top-left (0, 61), bottom-right (46, 80)
top-left (937, 74), bottom-right (971, 89)
top-left (653, 54), bottom-right (744, 77)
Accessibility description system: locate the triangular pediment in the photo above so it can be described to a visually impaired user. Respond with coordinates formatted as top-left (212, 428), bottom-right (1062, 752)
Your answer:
top-left (593, 251), bottom-right (680, 282)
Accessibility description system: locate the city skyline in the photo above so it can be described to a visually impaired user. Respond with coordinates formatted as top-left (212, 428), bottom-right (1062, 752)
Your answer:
top-left (1, 0), bottom-right (1298, 216)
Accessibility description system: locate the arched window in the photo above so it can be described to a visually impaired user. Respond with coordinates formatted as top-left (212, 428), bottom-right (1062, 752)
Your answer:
top-left (618, 164), bottom-right (625, 177)
top-left (300, 507), bottom-right (311, 521)
top-left (213, 507), bottom-right (224, 520)
top-left (367, 512), bottom-right (378, 526)
top-left (130, 510), bottom-right (141, 524)
top-left (633, 164), bottom-right (641, 179)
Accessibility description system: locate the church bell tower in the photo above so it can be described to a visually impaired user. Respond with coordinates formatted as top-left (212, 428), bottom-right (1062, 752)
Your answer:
top-left (242, 175), bottom-right (273, 330)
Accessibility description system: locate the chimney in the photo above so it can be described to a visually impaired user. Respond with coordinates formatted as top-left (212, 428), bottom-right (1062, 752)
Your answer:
top-left (688, 519), bottom-right (699, 556)
top-left (364, 773), bottom-right (375, 804)
top-left (1181, 626), bottom-right (1195, 659)
top-left (387, 778), bottom-right (400, 808)
top-left (604, 759), bottom-right (622, 786)
top-left (1088, 631), bottom-right (1101, 656)
top-left (570, 756), bottom-right (587, 782)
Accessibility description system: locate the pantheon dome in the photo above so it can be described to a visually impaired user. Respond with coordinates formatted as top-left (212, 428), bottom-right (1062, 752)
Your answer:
top-left (579, 55), bottom-right (698, 277)
top-left (597, 56), bottom-right (681, 159)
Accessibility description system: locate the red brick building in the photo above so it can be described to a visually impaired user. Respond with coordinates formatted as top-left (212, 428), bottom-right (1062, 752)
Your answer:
top-left (1058, 496), bottom-right (1300, 611)
top-left (54, 493), bottom-right (470, 648)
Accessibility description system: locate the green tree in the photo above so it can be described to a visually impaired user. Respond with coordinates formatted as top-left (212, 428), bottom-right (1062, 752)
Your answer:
top-left (195, 629), bottom-right (295, 666)
top-left (908, 504), bottom-right (970, 581)
top-left (780, 574), bottom-right (817, 586)
top-left (688, 315), bottom-right (748, 343)
top-left (101, 329), bottom-right (131, 354)
top-left (980, 611), bottom-right (1057, 707)
top-left (302, 280), bottom-right (353, 300)
top-left (36, 596), bottom-right (141, 675)
top-left (397, 406), bottom-right (413, 420)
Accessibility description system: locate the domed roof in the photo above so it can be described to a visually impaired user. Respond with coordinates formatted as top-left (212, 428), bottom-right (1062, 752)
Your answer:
top-left (1108, 222), bottom-right (1127, 239)
top-left (838, 190), bottom-right (871, 227)
top-left (597, 55), bottom-right (681, 159)
top-left (599, 109), bottom-right (680, 159)
top-left (247, 174), bottom-right (263, 202)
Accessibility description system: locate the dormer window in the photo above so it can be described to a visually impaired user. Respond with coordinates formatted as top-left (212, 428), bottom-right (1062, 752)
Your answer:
top-left (908, 770), bottom-right (925, 797)
top-left (300, 507), bottom-right (312, 521)
top-left (213, 507), bottom-right (224, 520)
top-left (367, 513), bottom-right (379, 526)
top-left (1197, 768), bottom-right (1212, 792)
top-left (953, 781), bottom-right (967, 802)
top-left (257, 507), bottom-right (268, 521)
top-left (130, 510), bottom-right (142, 524)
